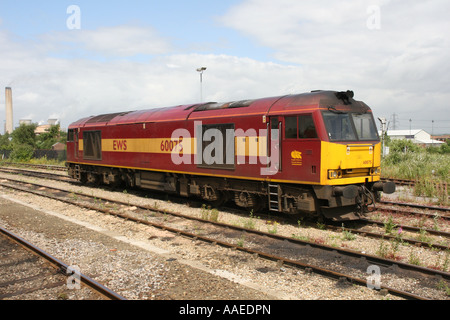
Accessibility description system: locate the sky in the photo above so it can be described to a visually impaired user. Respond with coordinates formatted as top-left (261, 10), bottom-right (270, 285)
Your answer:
top-left (0, 0), bottom-right (449, 134)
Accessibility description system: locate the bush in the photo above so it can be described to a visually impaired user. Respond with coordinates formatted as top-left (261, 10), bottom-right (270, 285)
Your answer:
top-left (9, 144), bottom-right (35, 162)
top-left (388, 139), bottom-right (421, 153)
top-left (427, 140), bottom-right (450, 154)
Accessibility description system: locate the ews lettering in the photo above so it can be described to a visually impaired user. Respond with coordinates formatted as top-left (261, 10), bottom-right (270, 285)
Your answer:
top-left (113, 140), bottom-right (127, 151)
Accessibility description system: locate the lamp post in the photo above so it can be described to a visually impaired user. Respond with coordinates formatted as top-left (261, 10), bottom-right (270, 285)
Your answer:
top-left (432, 120), bottom-right (434, 146)
top-left (196, 67), bottom-right (207, 102)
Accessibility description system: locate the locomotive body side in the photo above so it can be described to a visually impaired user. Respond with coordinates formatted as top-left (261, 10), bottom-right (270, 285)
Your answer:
top-left (66, 91), bottom-right (394, 221)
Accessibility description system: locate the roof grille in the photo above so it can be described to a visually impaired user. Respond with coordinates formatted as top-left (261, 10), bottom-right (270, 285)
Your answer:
top-left (86, 111), bottom-right (133, 124)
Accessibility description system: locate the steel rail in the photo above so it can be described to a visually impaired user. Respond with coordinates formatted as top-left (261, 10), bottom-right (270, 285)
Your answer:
top-left (0, 225), bottom-right (126, 300)
top-left (0, 167), bottom-right (70, 180)
top-left (325, 223), bottom-right (450, 251)
top-left (375, 205), bottom-right (450, 222)
top-left (380, 200), bottom-right (450, 213)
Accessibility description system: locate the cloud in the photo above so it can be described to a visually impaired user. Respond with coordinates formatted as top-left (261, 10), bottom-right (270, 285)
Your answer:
top-left (1, 1), bottom-right (449, 135)
top-left (219, 0), bottom-right (450, 131)
top-left (0, 25), bottom-right (304, 131)
top-left (42, 25), bottom-right (172, 58)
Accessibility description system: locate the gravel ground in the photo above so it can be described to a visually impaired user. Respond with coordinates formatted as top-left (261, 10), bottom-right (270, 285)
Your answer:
top-left (0, 171), bottom-right (448, 300)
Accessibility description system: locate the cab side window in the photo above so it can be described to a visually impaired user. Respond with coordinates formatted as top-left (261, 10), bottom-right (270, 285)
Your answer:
top-left (298, 115), bottom-right (317, 139)
top-left (67, 129), bottom-right (76, 142)
top-left (285, 117), bottom-right (297, 139)
top-left (83, 130), bottom-right (102, 160)
top-left (284, 115), bottom-right (317, 139)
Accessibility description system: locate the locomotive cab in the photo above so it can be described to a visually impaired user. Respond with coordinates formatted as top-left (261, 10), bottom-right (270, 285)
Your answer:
top-left (311, 91), bottom-right (395, 220)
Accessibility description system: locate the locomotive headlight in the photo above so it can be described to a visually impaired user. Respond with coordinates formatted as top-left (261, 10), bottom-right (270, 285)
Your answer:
top-left (328, 170), bottom-right (342, 179)
top-left (370, 167), bottom-right (381, 175)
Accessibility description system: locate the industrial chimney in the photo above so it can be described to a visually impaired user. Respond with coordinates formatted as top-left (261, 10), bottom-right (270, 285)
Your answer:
top-left (5, 87), bottom-right (13, 134)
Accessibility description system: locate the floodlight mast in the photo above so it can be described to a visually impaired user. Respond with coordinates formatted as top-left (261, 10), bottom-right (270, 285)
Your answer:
top-left (196, 67), bottom-right (207, 102)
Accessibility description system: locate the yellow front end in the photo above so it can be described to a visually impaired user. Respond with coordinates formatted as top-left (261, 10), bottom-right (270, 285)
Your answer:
top-left (320, 141), bottom-right (382, 186)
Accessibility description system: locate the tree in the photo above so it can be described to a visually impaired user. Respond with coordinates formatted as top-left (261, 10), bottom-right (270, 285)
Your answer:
top-left (10, 123), bottom-right (37, 161)
top-left (11, 123), bottom-right (37, 148)
top-left (0, 133), bottom-right (12, 151)
top-left (36, 124), bottom-right (63, 150)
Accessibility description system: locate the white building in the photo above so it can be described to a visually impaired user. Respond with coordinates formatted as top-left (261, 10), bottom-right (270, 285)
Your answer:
top-left (383, 129), bottom-right (444, 147)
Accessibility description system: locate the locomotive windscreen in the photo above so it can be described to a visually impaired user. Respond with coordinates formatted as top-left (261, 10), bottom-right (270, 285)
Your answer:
top-left (322, 111), bottom-right (379, 142)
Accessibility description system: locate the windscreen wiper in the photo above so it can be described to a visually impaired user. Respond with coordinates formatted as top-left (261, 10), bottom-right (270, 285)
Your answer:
top-left (327, 106), bottom-right (345, 114)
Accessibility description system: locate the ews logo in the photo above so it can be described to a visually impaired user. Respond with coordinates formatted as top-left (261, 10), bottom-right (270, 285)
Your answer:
top-left (113, 140), bottom-right (127, 151)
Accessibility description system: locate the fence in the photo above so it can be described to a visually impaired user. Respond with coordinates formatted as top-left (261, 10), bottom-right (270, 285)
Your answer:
top-left (0, 149), bottom-right (67, 161)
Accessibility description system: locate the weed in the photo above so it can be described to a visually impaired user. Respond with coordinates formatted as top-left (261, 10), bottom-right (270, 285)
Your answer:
top-left (316, 221), bottom-right (326, 230)
top-left (340, 224), bottom-right (356, 241)
top-left (384, 216), bottom-right (397, 235)
top-left (242, 210), bottom-right (259, 230)
top-left (408, 249), bottom-right (421, 266)
top-left (341, 230), bottom-right (356, 241)
top-left (201, 204), bottom-right (220, 222)
top-left (236, 235), bottom-right (245, 247)
top-left (417, 227), bottom-right (432, 245)
top-left (436, 280), bottom-right (450, 296)
top-left (432, 214), bottom-right (441, 231)
top-left (267, 222), bottom-right (278, 234)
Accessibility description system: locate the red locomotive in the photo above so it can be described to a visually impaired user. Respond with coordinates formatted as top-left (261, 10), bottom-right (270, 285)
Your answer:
top-left (66, 90), bottom-right (395, 221)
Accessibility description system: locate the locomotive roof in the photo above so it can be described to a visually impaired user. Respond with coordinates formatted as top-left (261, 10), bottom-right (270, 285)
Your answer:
top-left (69, 90), bottom-right (370, 128)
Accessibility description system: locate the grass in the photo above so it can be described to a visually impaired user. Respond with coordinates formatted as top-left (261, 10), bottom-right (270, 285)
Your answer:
top-left (200, 204), bottom-right (220, 222)
top-left (382, 151), bottom-right (449, 205)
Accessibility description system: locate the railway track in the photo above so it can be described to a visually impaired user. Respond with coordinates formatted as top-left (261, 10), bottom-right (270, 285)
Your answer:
top-left (0, 162), bottom-right (66, 172)
top-left (379, 200), bottom-right (450, 217)
top-left (0, 176), bottom-right (449, 300)
top-left (0, 166), bottom-right (448, 298)
top-left (0, 225), bottom-right (125, 300)
top-left (1, 164), bottom-right (448, 219)
top-left (324, 221), bottom-right (449, 251)
top-left (381, 178), bottom-right (449, 190)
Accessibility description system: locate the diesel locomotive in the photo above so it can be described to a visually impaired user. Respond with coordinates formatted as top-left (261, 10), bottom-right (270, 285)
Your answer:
top-left (66, 90), bottom-right (395, 221)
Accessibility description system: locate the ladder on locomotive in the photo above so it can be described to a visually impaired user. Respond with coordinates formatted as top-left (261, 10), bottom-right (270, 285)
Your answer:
top-left (268, 183), bottom-right (281, 212)
top-left (74, 165), bottom-right (82, 180)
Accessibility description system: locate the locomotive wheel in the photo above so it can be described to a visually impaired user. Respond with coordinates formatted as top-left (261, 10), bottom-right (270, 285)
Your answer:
top-left (86, 172), bottom-right (100, 185)
top-left (234, 191), bottom-right (263, 212)
top-left (206, 190), bottom-right (229, 208)
top-left (78, 172), bottom-right (88, 184)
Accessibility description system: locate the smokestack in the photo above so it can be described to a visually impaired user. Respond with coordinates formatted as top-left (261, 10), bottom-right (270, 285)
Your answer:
top-left (5, 87), bottom-right (13, 134)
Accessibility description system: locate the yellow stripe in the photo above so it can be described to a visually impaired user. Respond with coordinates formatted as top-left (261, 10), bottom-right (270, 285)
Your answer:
top-left (80, 137), bottom-right (268, 157)
top-left (101, 138), bottom-right (195, 154)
